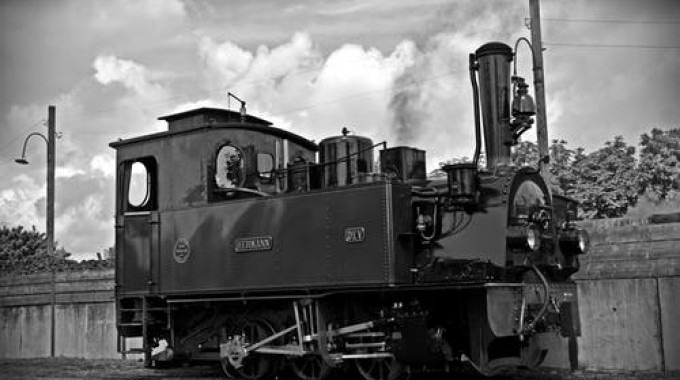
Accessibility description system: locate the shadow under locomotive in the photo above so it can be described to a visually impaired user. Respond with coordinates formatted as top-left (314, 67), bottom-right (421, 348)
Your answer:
top-left (111, 42), bottom-right (589, 380)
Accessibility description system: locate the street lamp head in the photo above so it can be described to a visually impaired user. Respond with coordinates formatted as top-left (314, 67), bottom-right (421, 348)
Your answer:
top-left (15, 158), bottom-right (29, 165)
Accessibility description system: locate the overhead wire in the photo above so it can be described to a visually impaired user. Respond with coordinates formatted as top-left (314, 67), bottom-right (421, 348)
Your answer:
top-left (544, 42), bottom-right (680, 49)
top-left (0, 119), bottom-right (47, 161)
top-left (540, 16), bottom-right (680, 50)
top-left (542, 17), bottom-right (680, 25)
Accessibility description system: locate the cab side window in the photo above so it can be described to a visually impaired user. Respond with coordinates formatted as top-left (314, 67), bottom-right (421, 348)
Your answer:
top-left (257, 152), bottom-right (274, 182)
top-left (215, 144), bottom-right (245, 189)
top-left (123, 157), bottom-right (157, 212)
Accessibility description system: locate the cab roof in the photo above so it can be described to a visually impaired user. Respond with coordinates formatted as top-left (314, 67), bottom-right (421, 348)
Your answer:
top-left (109, 107), bottom-right (317, 150)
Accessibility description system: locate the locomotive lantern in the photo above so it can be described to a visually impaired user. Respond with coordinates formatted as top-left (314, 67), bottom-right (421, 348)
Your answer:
top-left (111, 40), bottom-right (588, 380)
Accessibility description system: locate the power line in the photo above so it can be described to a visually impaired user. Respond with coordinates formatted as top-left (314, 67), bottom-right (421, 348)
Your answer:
top-left (545, 42), bottom-right (680, 49)
top-left (542, 17), bottom-right (680, 25)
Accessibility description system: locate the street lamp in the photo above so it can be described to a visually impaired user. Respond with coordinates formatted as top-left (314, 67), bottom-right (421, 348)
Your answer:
top-left (15, 105), bottom-right (56, 257)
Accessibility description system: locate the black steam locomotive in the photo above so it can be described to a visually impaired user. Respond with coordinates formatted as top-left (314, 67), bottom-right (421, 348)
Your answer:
top-left (112, 42), bottom-right (589, 379)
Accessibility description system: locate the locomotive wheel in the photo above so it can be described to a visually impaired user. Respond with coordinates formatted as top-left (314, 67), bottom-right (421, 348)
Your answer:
top-left (354, 357), bottom-right (406, 380)
top-left (226, 318), bottom-right (278, 380)
top-left (219, 359), bottom-right (237, 378)
top-left (289, 354), bottom-right (333, 380)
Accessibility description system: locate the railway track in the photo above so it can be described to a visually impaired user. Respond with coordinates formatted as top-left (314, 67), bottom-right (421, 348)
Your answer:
top-left (1, 358), bottom-right (678, 379)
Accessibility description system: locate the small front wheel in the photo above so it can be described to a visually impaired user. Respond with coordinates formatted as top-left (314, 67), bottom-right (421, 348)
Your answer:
top-left (354, 357), bottom-right (406, 380)
top-left (289, 354), bottom-right (334, 380)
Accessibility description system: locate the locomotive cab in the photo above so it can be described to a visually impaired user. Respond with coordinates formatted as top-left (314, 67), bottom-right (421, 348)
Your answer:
top-left (111, 108), bottom-right (318, 294)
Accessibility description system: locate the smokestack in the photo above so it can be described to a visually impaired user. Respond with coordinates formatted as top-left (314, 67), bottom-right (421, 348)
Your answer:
top-left (474, 42), bottom-right (513, 169)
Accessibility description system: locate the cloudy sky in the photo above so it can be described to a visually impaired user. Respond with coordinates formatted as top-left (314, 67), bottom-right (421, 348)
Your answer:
top-left (1, 0), bottom-right (679, 259)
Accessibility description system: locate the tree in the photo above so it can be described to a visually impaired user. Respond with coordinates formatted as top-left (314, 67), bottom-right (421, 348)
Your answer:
top-left (511, 139), bottom-right (578, 195)
top-left (512, 141), bottom-right (538, 167)
top-left (0, 225), bottom-right (47, 258)
top-left (567, 136), bottom-right (638, 219)
top-left (512, 137), bottom-right (639, 219)
top-left (637, 128), bottom-right (680, 201)
top-left (0, 225), bottom-right (113, 274)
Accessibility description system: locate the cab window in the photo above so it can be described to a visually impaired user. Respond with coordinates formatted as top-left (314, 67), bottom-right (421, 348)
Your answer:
top-left (257, 152), bottom-right (274, 181)
top-left (122, 157), bottom-right (157, 212)
top-left (215, 144), bottom-right (245, 189)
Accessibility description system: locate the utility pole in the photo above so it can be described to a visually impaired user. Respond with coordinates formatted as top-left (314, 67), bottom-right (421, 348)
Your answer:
top-left (529, 0), bottom-right (550, 182)
top-left (47, 105), bottom-right (55, 257)
top-left (15, 105), bottom-right (56, 256)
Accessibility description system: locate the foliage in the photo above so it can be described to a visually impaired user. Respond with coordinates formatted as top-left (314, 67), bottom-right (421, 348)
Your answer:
top-left (512, 139), bottom-right (581, 196)
top-left (512, 136), bottom-right (639, 219)
top-left (0, 225), bottom-right (46, 258)
top-left (0, 225), bottom-right (113, 275)
top-left (627, 191), bottom-right (680, 219)
top-left (511, 141), bottom-right (539, 167)
top-left (637, 128), bottom-right (680, 201)
top-left (566, 136), bottom-right (639, 218)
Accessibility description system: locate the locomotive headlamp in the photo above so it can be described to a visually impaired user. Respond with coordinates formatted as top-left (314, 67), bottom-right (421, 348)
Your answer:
top-left (507, 225), bottom-right (542, 252)
top-left (559, 228), bottom-right (590, 255)
top-left (526, 227), bottom-right (540, 251)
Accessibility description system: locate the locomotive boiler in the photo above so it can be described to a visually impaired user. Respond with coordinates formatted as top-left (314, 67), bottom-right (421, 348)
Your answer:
top-left (112, 41), bottom-right (589, 379)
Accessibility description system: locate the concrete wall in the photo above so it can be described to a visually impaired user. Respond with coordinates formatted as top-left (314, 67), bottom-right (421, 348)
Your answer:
top-left (0, 305), bottom-right (51, 358)
top-left (1, 219), bottom-right (679, 370)
top-left (659, 277), bottom-right (680, 371)
top-left (0, 269), bottom-right (119, 359)
top-left (576, 278), bottom-right (664, 371)
top-left (54, 302), bottom-right (118, 358)
top-left (568, 218), bottom-right (680, 372)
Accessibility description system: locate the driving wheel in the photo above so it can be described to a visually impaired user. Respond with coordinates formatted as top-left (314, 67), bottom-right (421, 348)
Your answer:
top-left (224, 318), bottom-right (278, 380)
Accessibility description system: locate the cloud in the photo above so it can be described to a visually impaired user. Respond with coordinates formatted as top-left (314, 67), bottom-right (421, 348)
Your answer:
top-left (54, 174), bottom-right (112, 221)
top-left (90, 154), bottom-right (115, 178)
top-left (0, 168), bottom-right (113, 256)
top-left (0, 175), bottom-right (44, 231)
top-left (198, 31), bottom-right (322, 110)
top-left (193, 1), bottom-right (529, 168)
top-left (88, 0), bottom-right (186, 37)
top-left (93, 55), bottom-right (167, 100)
top-left (195, 22), bottom-right (527, 168)
top-left (196, 32), bottom-right (418, 143)
top-left (199, 38), bottom-right (254, 88)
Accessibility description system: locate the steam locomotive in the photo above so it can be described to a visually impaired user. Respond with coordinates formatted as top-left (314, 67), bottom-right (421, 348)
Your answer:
top-left (112, 41), bottom-right (589, 379)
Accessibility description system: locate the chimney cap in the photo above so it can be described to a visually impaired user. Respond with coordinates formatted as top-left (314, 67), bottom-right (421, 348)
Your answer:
top-left (475, 42), bottom-right (513, 59)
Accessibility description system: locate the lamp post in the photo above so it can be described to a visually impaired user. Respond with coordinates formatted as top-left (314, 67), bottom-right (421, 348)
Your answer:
top-left (15, 105), bottom-right (56, 257)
